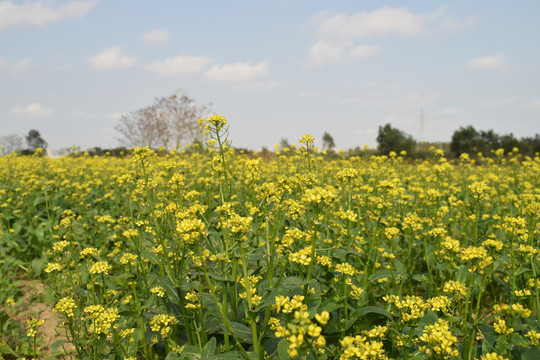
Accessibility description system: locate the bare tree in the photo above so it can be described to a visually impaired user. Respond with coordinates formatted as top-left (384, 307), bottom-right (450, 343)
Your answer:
top-left (0, 134), bottom-right (24, 154)
top-left (115, 92), bottom-right (210, 149)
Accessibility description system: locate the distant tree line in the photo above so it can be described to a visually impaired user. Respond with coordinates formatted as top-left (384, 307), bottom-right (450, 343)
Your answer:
top-left (374, 123), bottom-right (540, 158)
top-left (0, 129), bottom-right (47, 155)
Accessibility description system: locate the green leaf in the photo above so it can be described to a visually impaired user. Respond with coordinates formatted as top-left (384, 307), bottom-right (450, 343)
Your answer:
top-left (30, 255), bottom-right (47, 276)
top-left (165, 351), bottom-right (181, 360)
top-left (478, 324), bottom-right (496, 352)
top-left (419, 310), bottom-right (438, 325)
top-left (277, 339), bottom-right (290, 360)
top-left (356, 306), bottom-right (392, 319)
top-left (321, 301), bottom-right (341, 313)
top-left (202, 337), bottom-right (217, 357)
top-left (368, 269), bottom-right (393, 283)
top-left (160, 277), bottom-right (181, 304)
top-left (0, 343), bottom-right (16, 355)
top-left (118, 311), bottom-right (138, 318)
top-left (180, 344), bottom-right (202, 360)
top-left (204, 352), bottom-right (244, 360)
top-left (521, 348), bottom-right (540, 360)
top-left (227, 322), bottom-right (254, 344)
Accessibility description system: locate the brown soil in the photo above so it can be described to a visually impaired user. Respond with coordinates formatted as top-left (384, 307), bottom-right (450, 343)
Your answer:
top-left (14, 279), bottom-right (72, 358)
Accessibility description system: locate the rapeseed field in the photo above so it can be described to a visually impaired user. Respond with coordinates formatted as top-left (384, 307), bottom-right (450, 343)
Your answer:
top-left (1, 116), bottom-right (539, 360)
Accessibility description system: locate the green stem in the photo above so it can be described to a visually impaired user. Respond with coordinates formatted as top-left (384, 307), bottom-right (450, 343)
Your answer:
top-left (239, 245), bottom-right (260, 356)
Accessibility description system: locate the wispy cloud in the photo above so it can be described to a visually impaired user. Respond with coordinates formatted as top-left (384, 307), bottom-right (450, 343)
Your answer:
top-left (435, 107), bottom-right (460, 116)
top-left (0, 0), bottom-right (97, 30)
top-left (72, 110), bottom-right (90, 118)
top-left (89, 47), bottom-right (138, 71)
top-left (106, 111), bottom-right (125, 120)
top-left (146, 55), bottom-right (212, 76)
top-left (335, 92), bottom-right (434, 110)
top-left (0, 57), bottom-right (30, 73)
top-left (233, 80), bottom-right (279, 92)
top-left (142, 29), bottom-right (169, 46)
top-left (308, 41), bottom-right (379, 67)
top-left (467, 53), bottom-right (506, 71)
top-left (440, 16), bottom-right (480, 31)
top-left (9, 103), bottom-right (54, 118)
top-left (480, 96), bottom-right (519, 107)
top-left (205, 61), bottom-right (268, 83)
top-left (307, 7), bottom-right (444, 66)
top-left (523, 98), bottom-right (540, 111)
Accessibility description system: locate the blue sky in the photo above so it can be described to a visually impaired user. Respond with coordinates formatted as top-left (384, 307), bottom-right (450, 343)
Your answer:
top-left (1, 0), bottom-right (539, 152)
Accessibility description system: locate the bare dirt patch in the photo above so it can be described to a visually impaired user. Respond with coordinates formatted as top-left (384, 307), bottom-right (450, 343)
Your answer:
top-left (14, 279), bottom-right (72, 357)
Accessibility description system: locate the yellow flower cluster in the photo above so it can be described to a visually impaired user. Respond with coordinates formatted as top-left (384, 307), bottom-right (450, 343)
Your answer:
top-left (493, 318), bottom-right (514, 335)
top-left (52, 240), bottom-right (70, 252)
top-left (238, 275), bottom-right (263, 307)
top-left (149, 314), bottom-right (179, 337)
top-left (206, 114), bottom-right (227, 131)
top-left (383, 295), bottom-right (427, 322)
top-left (273, 295), bottom-right (307, 314)
top-left (468, 181), bottom-right (491, 198)
top-left (419, 319), bottom-right (458, 359)
top-left (273, 309), bottom-right (327, 358)
top-left (289, 246), bottom-right (312, 266)
top-left (336, 263), bottom-right (357, 276)
top-left (185, 291), bottom-right (201, 311)
top-left (443, 280), bottom-right (467, 298)
top-left (120, 252), bottom-right (138, 265)
top-left (26, 317), bottom-right (45, 337)
top-left (479, 353), bottom-right (510, 360)
top-left (89, 260), bottom-right (111, 275)
top-left (176, 217), bottom-right (205, 244)
top-left (221, 213), bottom-right (252, 236)
top-left (336, 168), bottom-right (358, 182)
top-left (150, 286), bottom-right (165, 298)
top-left (44, 262), bottom-right (63, 273)
top-left (340, 335), bottom-right (387, 360)
top-left (53, 297), bottom-right (77, 318)
top-left (83, 305), bottom-right (119, 335)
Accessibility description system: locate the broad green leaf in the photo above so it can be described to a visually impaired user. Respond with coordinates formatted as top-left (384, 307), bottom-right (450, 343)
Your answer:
top-left (202, 337), bottom-right (217, 357)
top-left (180, 344), bottom-right (202, 360)
top-left (277, 339), bottom-right (290, 360)
top-left (204, 352), bottom-right (244, 360)
top-left (356, 306), bottom-right (392, 319)
top-left (227, 322), bottom-right (253, 344)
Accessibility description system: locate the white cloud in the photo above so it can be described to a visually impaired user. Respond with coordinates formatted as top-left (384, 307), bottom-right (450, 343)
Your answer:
top-left (0, 0), bottom-right (96, 30)
top-left (307, 7), bottom-right (443, 66)
top-left (298, 90), bottom-right (318, 98)
top-left (89, 47), bottom-right (137, 71)
top-left (312, 7), bottom-right (444, 41)
top-left (234, 81), bottom-right (279, 92)
top-left (72, 110), bottom-right (90, 118)
top-left (467, 53), bottom-right (506, 70)
top-left (308, 40), bottom-right (379, 66)
top-left (146, 55), bottom-right (212, 76)
top-left (523, 98), bottom-right (540, 111)
top-left (480, 96), bottom-right (519, 107)
top-left (436, 107), bottom-right (460, 116)
top-left (0, 57), bottom-right (30, 73)
top-left (13, 58), bottom-right (30, 70)
top-left (9, 103), bottom-right (54, 118)
top-left (336, 92), bottom-right (434, 110)
top-left (142, 29), bottom-right (169, 46)
top-left (106, 111), bottom-right (124, 120)
top-left (440, 16), bottom-right (480, 31)
top-left (205, 61), bottom-right (268, 83)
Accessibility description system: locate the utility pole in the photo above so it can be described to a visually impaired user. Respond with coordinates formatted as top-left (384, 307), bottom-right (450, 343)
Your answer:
top-left (420, 107), bottom-right (424, 143)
